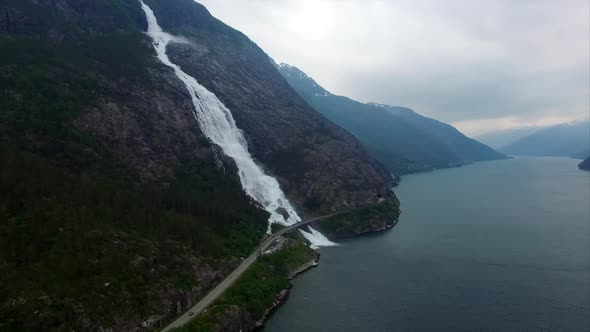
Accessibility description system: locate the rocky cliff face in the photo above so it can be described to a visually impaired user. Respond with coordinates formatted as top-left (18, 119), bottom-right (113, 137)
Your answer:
top-left (0, 0), bottom-right (399, 330)
top-left (0, 0), bottom-right (215, 182)
top-left (0, 1), bottom-right (263, 331)
top-left (143, 0), bottom-right (396, 216)
top-left (3, 0), bottom-right (396, 219)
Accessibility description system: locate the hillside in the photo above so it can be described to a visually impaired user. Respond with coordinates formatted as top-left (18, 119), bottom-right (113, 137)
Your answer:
top-left (0, 0), bottom-right (398, 330)
top-left (143, 0), bottom-right (395, 216)
top-left (501, 119), bottom-right (590, 157)
top-left (579, 156), bottom-right (590, 171)
top-left (370, 103), bottom-right (506, 164)
top-left (278, 63), bottom-right (505, 174)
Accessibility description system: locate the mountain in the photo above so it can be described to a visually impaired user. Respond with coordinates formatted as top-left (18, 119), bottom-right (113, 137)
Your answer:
top-left (278, 63), bottom-right (506, 174)
top-left (500, 119), bottom-right (590, 157)
top-left (572, 149), bottom-right (590, 160)
top-left (0, 0), bottom-right (398, 330)
top-left (370, 103), bottom-right (507, 164)
top-left (145, 0), bottom-right (396, 215)
top-left (579, 156), bottom-right (590, 171)
top-left (475, 126), bottom-right (542, 150)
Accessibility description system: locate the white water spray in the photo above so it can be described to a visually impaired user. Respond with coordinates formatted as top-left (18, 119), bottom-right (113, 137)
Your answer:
top-left (139, 2), bottom-right (335, 247)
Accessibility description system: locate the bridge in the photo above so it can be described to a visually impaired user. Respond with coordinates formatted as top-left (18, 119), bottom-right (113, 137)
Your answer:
top-left (161, 213), bottom-right (341, 332)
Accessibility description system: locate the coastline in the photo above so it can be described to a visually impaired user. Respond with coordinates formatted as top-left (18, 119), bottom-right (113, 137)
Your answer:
top-left (173, 205), bottom-right (401, 332)
top-left (257, 157), bottom-right (590, 332)
top-left (254, 253), bottom-right (321, 330)
top-left (254, 214), bottom-right (401, 332)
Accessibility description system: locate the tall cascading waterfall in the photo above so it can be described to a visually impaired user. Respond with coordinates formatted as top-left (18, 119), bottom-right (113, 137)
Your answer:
top-left (139, 2), bottom-right (335, 247)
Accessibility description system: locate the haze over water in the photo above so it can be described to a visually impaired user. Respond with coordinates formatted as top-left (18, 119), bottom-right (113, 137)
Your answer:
top-left (265, 157), bottom-right (590, 332)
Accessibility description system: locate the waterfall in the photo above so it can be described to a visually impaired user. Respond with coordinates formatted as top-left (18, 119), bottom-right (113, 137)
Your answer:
top-left (139, 1), bottom-right (335, 247)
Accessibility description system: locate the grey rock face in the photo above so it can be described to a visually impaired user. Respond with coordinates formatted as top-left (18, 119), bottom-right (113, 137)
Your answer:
top-left (144, 0), bottom-right (396, 216)
top-left (74, 60), bottom-right (218, 183)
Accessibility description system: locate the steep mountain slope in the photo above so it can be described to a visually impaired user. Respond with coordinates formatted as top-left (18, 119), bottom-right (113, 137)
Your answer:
top-left (278, 63), bottom-right (505, 174)
top-left (501, 119), bottom-right (590, 157)
top-left (579, 156), bottom-right (590, 171)
top-left (0, 1), bottom-right (270, 330)
top-left (143, 0), bottom-right (395, 216)
top-left (0, 0), bottom-right (398, 330)
top-left (370, 103), bottom-right (505, 163)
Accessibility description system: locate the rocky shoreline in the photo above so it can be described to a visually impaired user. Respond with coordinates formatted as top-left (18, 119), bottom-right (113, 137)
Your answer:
top-left (254, 253), bottom-right (321, 330)
top-left (310, 200), bottom-right (401, 239)
top-left (352, 216), bottom-right (399, 236)
top-left (252, 214), bottom-right (400, 332)
top-left (159, 206), bottom-right (401, 332)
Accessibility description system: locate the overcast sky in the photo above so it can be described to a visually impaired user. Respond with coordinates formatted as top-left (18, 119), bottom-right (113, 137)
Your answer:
top-left (197, 0), bottom-right (589, 135)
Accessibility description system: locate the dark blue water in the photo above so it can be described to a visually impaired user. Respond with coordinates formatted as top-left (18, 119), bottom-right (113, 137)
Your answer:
top-left (265, 157), bottom-right (590, 332)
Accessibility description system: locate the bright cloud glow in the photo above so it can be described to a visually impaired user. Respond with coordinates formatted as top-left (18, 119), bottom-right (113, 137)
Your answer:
top-left (453, 114), bottom-right (588, 137)
top-left (197, 0), bottom-right (590, 135)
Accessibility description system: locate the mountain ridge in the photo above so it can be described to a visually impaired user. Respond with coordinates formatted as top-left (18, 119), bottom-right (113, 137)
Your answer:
top-left (475, 126), bottom-right (543, 150)
top-left (278, 63), bottom-right (506, 175)
top-left (500, 119), bottom-right (590, 157)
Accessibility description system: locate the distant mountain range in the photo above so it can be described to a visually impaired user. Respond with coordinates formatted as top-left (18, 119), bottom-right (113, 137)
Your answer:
top-left (278, 63), bottom-right (506, 175)
top-left (491, 119), bottom-right (590, 158)
top-left (476, 126), bottom-right (543, 150)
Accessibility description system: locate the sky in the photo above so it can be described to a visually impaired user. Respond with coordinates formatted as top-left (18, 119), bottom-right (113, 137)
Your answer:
top-left (196, 0), bottom-right (589, 136)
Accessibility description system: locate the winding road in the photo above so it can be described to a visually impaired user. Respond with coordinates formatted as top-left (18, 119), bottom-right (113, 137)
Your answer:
top-left (161, 213), bottom-right (340, 332)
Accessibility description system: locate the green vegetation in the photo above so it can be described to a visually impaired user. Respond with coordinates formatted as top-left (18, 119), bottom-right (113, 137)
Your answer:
top-left (270, 223), bottom-right (287, 233)
top-left (0, 0), bottom-right (269, 330)
top-left (314, 200), bottom-right (400, 237)
top-left (172, 241), bottom-right (317, 332)
top-left (0, 142), bottom-right (267, 330)
top-left (1, 1), bottom-right (395, 330)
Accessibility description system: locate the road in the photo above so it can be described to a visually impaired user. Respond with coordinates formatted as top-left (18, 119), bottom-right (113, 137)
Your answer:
top-left (160, 213), bottom-right (341, 332)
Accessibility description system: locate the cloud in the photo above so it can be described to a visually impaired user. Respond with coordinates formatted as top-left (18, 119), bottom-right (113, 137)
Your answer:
top-left (197, 0), bottom-right (589, 134)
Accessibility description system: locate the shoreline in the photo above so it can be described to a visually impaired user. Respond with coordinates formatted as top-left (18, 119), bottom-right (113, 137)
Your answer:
top-left (254, 157), bottom-right (590, 332)
top-left (254, 215), bottom-right (401, 331)
top-left (253, 253), bottom-right (321, 331)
